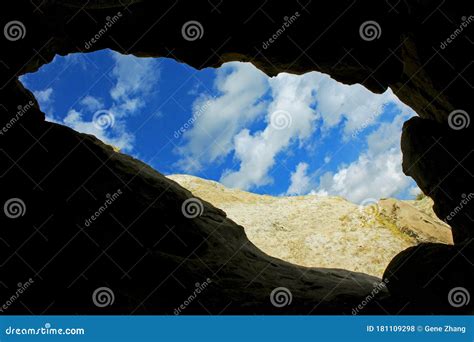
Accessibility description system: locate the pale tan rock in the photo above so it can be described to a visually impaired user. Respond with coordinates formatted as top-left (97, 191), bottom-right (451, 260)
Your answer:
top-left (168, 174), bottom-right (452, 277)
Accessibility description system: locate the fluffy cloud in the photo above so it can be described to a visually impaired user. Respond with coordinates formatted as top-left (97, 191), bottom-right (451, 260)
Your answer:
top-left (219, 69), bottom-right (417, 198)
top-left (63, 109), bottom-right (134, 151)
top-left (34, 87), bottom-right (53, 104)
top-left (176, 62), bottom-right (416, 198)
top-left (316, 111), bottom-right (415, 203)
top-left (110, 53), bottom-right (158, 100)
top-left (50, 52), bottom-right (159, 152)
top-left (80, 95), bottom-right (104, 112)
top-left (310, 73), bottom-right (411, 140)
top-left (220, 72), bottom-right (318, 190)
top-left (39, 52), bottom-right (159, 152)
top-left (409, 185), bottom-right (422, 197)
top-left (286, 162), bottom-right (312, 195)
top-left (109, 52), bottom-right (160, 117)
top-left (33, 87), bottom-right (54, 118)
top-left (175, 62), bottom-right (269, 172)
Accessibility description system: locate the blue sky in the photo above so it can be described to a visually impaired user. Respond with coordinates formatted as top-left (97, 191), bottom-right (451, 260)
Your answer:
top-left (20, 49), bottom-right (419, 203)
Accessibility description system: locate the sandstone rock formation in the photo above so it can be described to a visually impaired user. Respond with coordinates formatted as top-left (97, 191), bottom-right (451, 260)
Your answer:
top-left (1, 0), bottom-right (473, 314)
top-left (168, 174), bottom-right (452, 278)
top-left (1, 121), bottom-right (388, 314)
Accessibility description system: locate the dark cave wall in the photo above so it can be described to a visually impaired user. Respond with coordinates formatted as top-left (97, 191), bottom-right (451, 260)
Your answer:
top-left (1, 0), bottom-right (472, 241)
top-left (0, 0), bottom-right (473, 314)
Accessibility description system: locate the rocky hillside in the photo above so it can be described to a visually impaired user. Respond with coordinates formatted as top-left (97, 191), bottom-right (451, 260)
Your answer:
top-left (168, 174), bottom-right (452, 277)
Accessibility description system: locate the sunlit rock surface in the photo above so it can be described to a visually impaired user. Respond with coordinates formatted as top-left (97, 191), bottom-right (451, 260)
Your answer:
top-left (1, 0), bottom-right (473, 314)
top-left (169, 174), bottom-right (452, 277)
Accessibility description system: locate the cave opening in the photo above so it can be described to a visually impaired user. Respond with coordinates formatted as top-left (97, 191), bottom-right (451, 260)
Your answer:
top-left (18, 49), bottom-right (453, 278)
top-left (1, 0), bottom-right (473, 316)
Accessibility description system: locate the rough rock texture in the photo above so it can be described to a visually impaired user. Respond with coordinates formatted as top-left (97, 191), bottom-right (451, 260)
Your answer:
top-left (1, 120), bottom-right (388, 314)
top-left (169, 174), bottom-right (452, 277)
top-left (378, 198), bottom-right (453, 245)
top-left (1, 0), bottom-right (473, 314)
top-left (402, 117), bottom-right (474, 243)
top-left (384, 242), bottom-right (474, 314)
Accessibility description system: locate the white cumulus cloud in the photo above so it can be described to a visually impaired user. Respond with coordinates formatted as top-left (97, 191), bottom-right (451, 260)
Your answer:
top-left (286, 162), bottom-right (312, 195)
top-left (45, 51), bottom-right (160, 153)
top-left (33, 87), bottom-right (54, 118)
top-left (316, 111), bottom-right (415, 203)
top-left (63, 109), bottom-right (134, 151)
top-left (80, 95), bottom-right (104, 112)
top-left (176, 62), bottom-right (417, 199)
top-left (175, 62), bottom-right (269, 172)
top-left (220, 72), bottom-right (319, 190)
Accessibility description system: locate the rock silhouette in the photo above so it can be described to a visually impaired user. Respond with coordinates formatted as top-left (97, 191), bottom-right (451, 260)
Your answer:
top-left (0, 0), bottom-right (473, 314)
